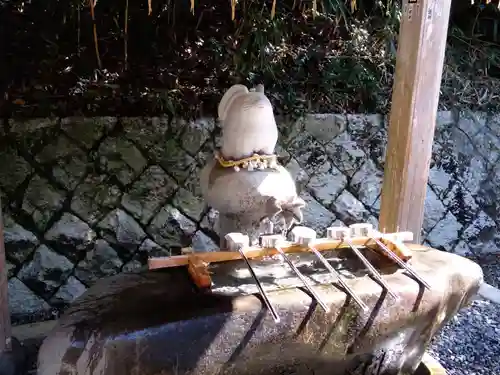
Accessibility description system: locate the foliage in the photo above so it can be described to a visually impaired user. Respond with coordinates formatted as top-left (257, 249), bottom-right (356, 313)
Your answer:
top-left (0, 0), bottom-right (499, 118)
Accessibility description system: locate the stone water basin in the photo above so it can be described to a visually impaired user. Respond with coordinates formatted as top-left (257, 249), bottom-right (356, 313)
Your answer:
top-left (37, 244), bottom-right (482, 375)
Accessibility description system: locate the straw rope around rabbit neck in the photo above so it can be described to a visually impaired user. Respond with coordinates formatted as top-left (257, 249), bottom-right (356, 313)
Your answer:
top-left (214, 151), bottom-right (279, 172)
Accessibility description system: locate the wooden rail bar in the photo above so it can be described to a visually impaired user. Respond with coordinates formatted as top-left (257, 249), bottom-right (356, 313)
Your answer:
top-left (148, 231), bottom-right (414, 270)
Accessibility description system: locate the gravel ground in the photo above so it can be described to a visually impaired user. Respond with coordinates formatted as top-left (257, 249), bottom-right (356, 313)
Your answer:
top-left (429, 255), bottom-right (500, 375)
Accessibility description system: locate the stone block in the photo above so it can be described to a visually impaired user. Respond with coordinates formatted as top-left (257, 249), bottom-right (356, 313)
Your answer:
top-left (179, 118), bottom-right (214, 156)
top-left (44, 213), bottom-right (97, 262)
top-left (147, 205), bottom-right (197, 248)
top-left (8, 277), bottom-right (51, 322)
top-left (8, 117), bottom-right (58, 135)
top-left (287, 133), bottom-right (328, 175)
top-left (75, 240), bottom-right (123, 284)
top-left (97, 136), bottom-right (147, 185)
top-left (426, 211), bottom-right (463, 252)
top-left (0, 145), bottom-right (32, 194)
top-left (284, 158), bottom-right (310, 194)
top-left (18, 245), bottom-right (74, 299)
top-left (50, 276), bottom-right (87, 307)
top-left (121, 165), bottom-right (178, 225)
top-left (349, 159), bottom-right (383, 207)
top-left (71, 173), bottom-right (122, 225)
top-left (22, 175), bottom-right (65, 231)
top-left (276, 116), bottom-right (305, 146)
top-left (423, 185), bottom-right (447, 234)
top-left (61, 116), bottom-right (117, 149)
top-left (461, 211), bottom-right (500, 255)
top-left (35, 134), bottom-right (89, 190)
top-left (172, 187), bottom-right (205, 222)
top-left (306, 160), bottom-right (346, 207)
top-left (3, 213), bottom-right (39, 264)
top-left (331, 190), bottom-right (372, 226)
top-left (97, 209), bottom-right (146, 255)
top-left (304, 113), bottom-right (347, 144)
top-left (159, 139), bottom-right (196, 184)
top-left (324, 132), bottom-right (367, 177)
top-left (300, 191), bottom-right (336, 236)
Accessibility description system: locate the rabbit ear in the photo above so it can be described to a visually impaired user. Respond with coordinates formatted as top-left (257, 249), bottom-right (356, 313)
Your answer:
top-left (218, 84), bottom-right (249, 122)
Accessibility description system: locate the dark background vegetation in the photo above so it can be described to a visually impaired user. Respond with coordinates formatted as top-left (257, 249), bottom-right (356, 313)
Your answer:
top-left (0, 0), bottom-right (499, 119)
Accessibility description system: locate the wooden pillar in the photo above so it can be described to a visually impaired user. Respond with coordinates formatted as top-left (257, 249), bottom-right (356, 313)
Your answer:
top-left (379, 0), bottom-right (452, 243)
top-left (0, 200), bottom-right (11, 354)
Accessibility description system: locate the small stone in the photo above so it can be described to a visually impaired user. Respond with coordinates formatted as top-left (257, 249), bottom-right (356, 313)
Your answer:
top-left (98, 136), bottom-right (147, 185)
top-left (35, 134), bottom-right (88, 190)
top-left (325, 132), bottom-right (367, 177)
top-left (0, 145), bottom-right (32, 193)
top-left (423, 186), bottom-right (447, 233)
top-left (8, 278), bottom-right (51, 321)
top-left (191, 231), bottom-right (219, 252)
top-left (288, 133), bottom-right (328, 175)
top-left (306, 160), bottom-right (347, 207)
top-left (179, 118), bottom-right (213, 156)
top-left (61, 117), bottom-right (117, 149)
top-left (8, 117), bottom-right (58, 134)
top-left (18, 245), bottom-right (74, 298)
top-left (350, 159), bottom-right (383, 207)
top-left (172, 187), bottom-right (205, 222)
top-left (71, 173), bottom-right (122, 225)
top-left (74, 240), bottom-right (123, 285)
top-left (304, 114), bottom-right (347, 144)
top-left (332, 190), bottom-right (372, 226)
top-left (22, 175), bottom-right (65, 231)
top-left (138, 238), bottom-right (170, 257)
top-left (50, 276), bottom-right (87, 306)
top-left (97, 209), bottom-right (146, 254)
top-left (461, 211), bottom-right (500, 255)
top-left (426, 212), bottom-right (463, 252)
top-left (44, 213), bottom-right (97, 261)
top-left (121, 166), bottom-right (178, 225)
top-left (285, 158), bottom-right (310, 194)
top-left (159, 139), bottom-right (196, 184)
top-left (3, 213), bottom-right (39, 264)
top-left (300, 192), bottom-right (336, 236)
top-left (147, 205), bottom-right (197, 248)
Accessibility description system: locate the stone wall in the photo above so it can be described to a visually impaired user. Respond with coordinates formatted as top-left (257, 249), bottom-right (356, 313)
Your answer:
top-left (1, 110), bottom-right (499, 323)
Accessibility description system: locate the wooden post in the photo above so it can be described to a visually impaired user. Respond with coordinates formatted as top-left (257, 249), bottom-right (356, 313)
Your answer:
top-left (0, 200), bottom-right (12, 354)
top-left (379, 0), bottom-right (452, 243)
